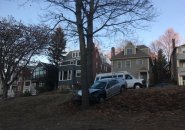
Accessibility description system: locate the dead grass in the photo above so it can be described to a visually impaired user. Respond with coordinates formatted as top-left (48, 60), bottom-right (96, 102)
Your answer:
top-left (1, 86), bottom-right (185, 130)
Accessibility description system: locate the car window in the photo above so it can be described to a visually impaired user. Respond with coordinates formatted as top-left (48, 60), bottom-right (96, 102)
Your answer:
top-left (118, 75), bottom-right (123, 78)
top-left (101, 76), bottom-right (113, 79)
top-left (95, 77), bottom-right (99, 81)
top-left (106, 80), bottom-right (118, 89)
top-left (91, 81), bottom-right (107, 89)
top-left (125, 74), bottom-right (132, 80)
top-left (113, 75), bottom-right (117, 78)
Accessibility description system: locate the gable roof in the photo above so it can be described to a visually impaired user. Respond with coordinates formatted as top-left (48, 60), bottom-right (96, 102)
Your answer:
top-left (63, 50), bottom-right (80, 61)
top-left (137, 45), bottom-right (148, 49)
top-left (111, 45), bottom-right (150, 60)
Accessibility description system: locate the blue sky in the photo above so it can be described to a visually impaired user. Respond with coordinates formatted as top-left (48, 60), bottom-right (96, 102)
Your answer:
top-left (0, 0), bottom-right (185, 52)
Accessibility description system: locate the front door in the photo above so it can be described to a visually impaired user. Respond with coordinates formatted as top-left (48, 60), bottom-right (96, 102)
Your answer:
top-left (140, 72), bottom-right (147, 85)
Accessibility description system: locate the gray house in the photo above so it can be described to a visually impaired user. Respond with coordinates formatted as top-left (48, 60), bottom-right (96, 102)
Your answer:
top-left (58, 50), bottom-right (81, 89)
top-left (111, 42), bottom-right (152, 86)
top-left (171, 40), bottom-right (185, 85)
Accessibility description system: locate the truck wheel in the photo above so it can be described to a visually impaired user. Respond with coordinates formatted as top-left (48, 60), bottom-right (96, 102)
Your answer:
top-left (134, 84), bottom-right (141, 89)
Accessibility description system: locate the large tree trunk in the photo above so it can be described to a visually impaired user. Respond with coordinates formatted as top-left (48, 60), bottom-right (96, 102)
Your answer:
top-left (76, 0), bottom-right (89, 109)
top-left (2, 82), bottom-right (8, 99)
top-left (87, 0), bottom-right (94, 87)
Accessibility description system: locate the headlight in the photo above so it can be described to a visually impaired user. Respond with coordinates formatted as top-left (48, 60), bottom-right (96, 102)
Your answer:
top-left (77, 90), bottom-right (82, 96)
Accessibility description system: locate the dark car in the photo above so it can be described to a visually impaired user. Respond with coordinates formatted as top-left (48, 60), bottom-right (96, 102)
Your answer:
top-left (74, 78), bottom-right (126, 103)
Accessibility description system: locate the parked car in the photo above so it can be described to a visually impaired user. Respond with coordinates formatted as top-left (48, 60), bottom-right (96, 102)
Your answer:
top-left (74, 78), bottom-right (126, 103)
top-left (95, 71), bottom-right (146, 89)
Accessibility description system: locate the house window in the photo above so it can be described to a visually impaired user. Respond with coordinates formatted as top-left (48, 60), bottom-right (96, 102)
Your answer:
top-left (63, 71), bottom-right (68, 80)
top-left (60, 70), bottom-right (72, 81)
top-left (117, 61), bottom-right (122, 69)
top-left (25, 81), bottom-right (30, 86)
top-left (73, 70), bottom-right (76, 77)
top-left (125, 60), bottom-right (131, 68)
top-left (77, 60), bottom-right (81, 65)
top-left (70, 61), bottom-right (75, 64)
top-left (136, 59), bottom-right (143, 65)
top-left (72, 52), bottom-right (80, 57)
top-left (76, 70), bottom-right (81, 77)
top-left (96, 62), bottom-right (98, 68)
top-left (127, 48), bottom-right (132, 55)
top-left (182, 48), bottom-right (185, 53)
top-left (33, 67), bottom-right (46, 78)
top-left (180, 61), bottom-right (185, 68)
top-left (67, 71), bottom-right (72, 80)
top-left (39, 82), bottom-right (44, 87)
top-left (72, 52), bottom-right (76, 58)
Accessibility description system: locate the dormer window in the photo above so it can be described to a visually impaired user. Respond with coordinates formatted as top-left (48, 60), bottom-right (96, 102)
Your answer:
top-left (72, 51), bottom-right (80, 58)
top-left (72, 52), bottom-right (76, 58)
top-left (127, 48), bottom-right (132, 55)
top-left (182, 48), bottom-right (185, 53)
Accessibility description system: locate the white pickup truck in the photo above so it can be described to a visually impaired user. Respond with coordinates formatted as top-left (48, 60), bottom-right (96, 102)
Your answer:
top-left (94, 72), bottom-right (146, 89)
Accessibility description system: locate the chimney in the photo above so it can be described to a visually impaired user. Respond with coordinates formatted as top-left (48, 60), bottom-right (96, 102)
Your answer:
top-left (172, 39), bottom-right (175, 49)
top-left (111, 47), bottom-right (115, 58)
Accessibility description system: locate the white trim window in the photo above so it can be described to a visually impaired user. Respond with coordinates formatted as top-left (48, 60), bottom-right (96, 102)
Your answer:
top-left (125, 60), bottom-right (131, 68)
top-left (72, 52), bottom-right (76, 58)
top-left (136, 59), bottom-right (143, 65)
top-left (72, 51), bottom-right (80, 58)
top-left (60, 70), bottom-right (72, 81)
top-left (126, 48), bottom-right (132, 55)
top-left (182, 48), bottom-right (185, 53)
top-left (76, 60), bottom-right (81, 65)
top-left (76, 70), bottom-right (81, 77)
top-left (70, 60), bottom-right (75, 64)
top-left (117, 61), bottom-right (122, 69)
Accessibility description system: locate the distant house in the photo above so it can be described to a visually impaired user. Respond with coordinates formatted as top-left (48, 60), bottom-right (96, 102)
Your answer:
top-left (111, 42), bottom-right (152, 86)
top-left (31, 62), bottom-right (58, 93)
top-left (16, 66), bottom-right (36, 95)
top-left (171, 39), bottom-right (185, 85)
top-left (58, 46), bottom-right (111, 89)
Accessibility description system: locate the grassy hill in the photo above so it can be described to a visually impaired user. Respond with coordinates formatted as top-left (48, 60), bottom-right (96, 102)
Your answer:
top-left (1, 86), bottom-right (185, 130)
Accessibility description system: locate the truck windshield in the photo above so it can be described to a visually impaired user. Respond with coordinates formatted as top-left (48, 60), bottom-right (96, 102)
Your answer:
top-left (91, 81), bottom-right (107, 89)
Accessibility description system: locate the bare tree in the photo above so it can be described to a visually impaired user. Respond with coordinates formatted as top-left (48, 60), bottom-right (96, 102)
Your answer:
top-left (0, 17), bottom-right (50, 98)
top-left (40, 0), bottom-right (156, 108)
top-left (150, 28), bottom-right (180, 62)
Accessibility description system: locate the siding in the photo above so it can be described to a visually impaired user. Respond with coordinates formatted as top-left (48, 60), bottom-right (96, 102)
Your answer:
top-left (112, 58), bottom-right (149, 78)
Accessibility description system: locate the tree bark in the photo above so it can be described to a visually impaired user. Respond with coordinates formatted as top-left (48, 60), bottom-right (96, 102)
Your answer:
top-left (2, 82), bottom-right (8, 99)
top-left (87, 0), bottom-right (94, 87)
top-left (76, 0), bottom-right (89, 109)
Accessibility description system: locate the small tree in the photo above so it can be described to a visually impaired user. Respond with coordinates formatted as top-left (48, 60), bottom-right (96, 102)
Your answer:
top-left (48, 27), bottom-right (66, 67)
top-left (152, 49), bottom-right (168, 84)
top-left (0, 17), bottom-right (50, 98)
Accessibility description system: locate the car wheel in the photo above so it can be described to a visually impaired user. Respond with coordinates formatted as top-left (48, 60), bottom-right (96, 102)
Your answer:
top-left (134, 84), bottom-right (141, 89)
top-left (120, 86), bottom-right (124, 93)
top-left (98, 96), bottom-right (105, 103)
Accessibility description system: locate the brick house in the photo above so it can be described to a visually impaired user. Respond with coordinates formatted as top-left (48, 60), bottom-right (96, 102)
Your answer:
top-left (111, 42), bottom-right (152, 86)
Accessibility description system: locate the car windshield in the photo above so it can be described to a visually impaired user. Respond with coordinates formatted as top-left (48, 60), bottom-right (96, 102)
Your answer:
top-left (91, 81), bottom-right (107, 89)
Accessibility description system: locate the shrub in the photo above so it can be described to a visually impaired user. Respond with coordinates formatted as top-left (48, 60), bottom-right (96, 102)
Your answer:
top-left (22, 91), bottom-right (31, 97)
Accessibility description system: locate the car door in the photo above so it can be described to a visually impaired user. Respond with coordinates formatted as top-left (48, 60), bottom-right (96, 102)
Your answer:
top-left (106, 80), bottom-right (119, 98)
top-left (125, 74), bottom-right (134, 88)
